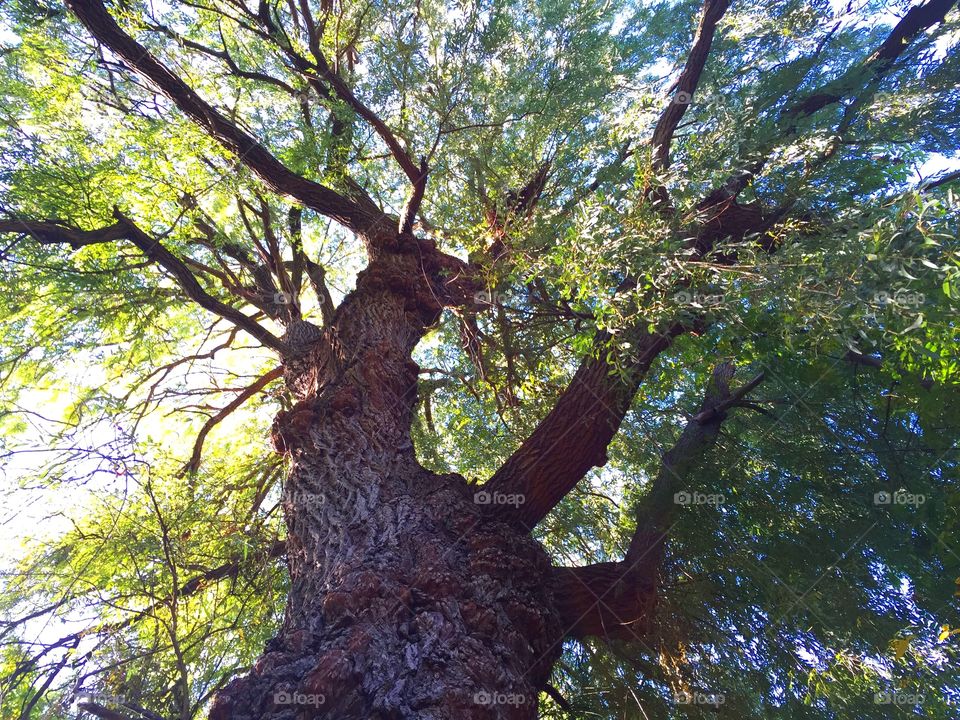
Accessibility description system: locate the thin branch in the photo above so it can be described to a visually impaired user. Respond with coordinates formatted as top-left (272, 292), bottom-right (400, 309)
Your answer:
top-left (919, 168), bottom-right (960, 193)
top-left (113, 210), bottom-right (288, 352)
top-left (399, 158), bottom-right (429, 236)
top-left (253, 0), bottom-right (421, 185)
top-left (78, 538), bottom-right (286, 648)
top-left (784, 0), bottom-right (959, 120)
top-left (180, 366), bottom-right (283, 474)
top-left (704, 0), bottom-right (959, 206)
top-left (145, 20), bottom-right (299, 95)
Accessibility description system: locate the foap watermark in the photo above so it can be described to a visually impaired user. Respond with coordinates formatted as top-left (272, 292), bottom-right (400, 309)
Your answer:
top-left (287, 490), bottom-right (326, 507)
top-left (474, 490), bottom-right (525, 507)
top-left (473, 690), bottom-right (528, 707)
top-left (273, 291), bottom-right (296, 305)
top-left (874, 691), bottom-right (924, 706)
top-left (674, 291), bottom-right (725, 307)
top-left (273, 690), bottom-right (326, 708)
top-left (675, 690), bottom-right (725, 706)
top-left (669, 90), bottom-right (733, 108)
top-left (874, 490), bottom-right (926, 507)
top-left (674, 490), bottom-right (724, 506)
top-left (873, 289), bottom-right (925, 307)
top-left (473, 289), bottom-right (515, 306)
top-left (629, 88), bottom-right (741, 113)
top-left (73, 692), bottom-right (126, 710)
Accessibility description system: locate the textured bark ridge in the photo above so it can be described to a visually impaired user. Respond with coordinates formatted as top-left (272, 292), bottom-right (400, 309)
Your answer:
top-left (211, 238), bottom-right (565, 719)
top-left (209, 469), bottom-right (564, 720)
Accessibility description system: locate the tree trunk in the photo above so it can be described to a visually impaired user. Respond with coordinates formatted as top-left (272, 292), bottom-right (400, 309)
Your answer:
top-left (209, 243), bottom-right (565, 719)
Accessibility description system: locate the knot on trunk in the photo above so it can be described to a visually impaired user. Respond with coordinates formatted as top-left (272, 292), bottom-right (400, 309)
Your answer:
top-left (281, 320), bottom-right (325, 355)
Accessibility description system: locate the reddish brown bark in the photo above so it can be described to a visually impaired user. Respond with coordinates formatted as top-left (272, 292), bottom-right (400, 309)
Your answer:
top-left (482, 326), bottom-right (684, 530)
top-left (210, 238), bottom-right (566, 719)
top-left (552, 562), bottom-right (659, 642)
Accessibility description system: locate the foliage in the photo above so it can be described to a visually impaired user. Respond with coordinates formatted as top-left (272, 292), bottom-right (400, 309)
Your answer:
top-left (1, 0), bottom-right (959, 718)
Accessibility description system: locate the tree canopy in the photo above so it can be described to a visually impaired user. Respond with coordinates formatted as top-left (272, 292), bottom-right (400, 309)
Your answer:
top-left (1, 0), bottom-right (959, 718)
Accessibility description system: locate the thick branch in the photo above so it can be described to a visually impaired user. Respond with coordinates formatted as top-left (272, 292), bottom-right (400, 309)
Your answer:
top-left (302, 258), bottom-right (336, 325)
top-left (690, 368), bottom-right (764, 424)
top-left (1, 215), bottom-right (288, 352)
top-left (920, 168), bottom-right (960, 193)
top-left (75, 699), bottom-right (167, 720)
top-left (482, 325), bottom-right (684, 528)
top-left (553, 363), bottom-right (764, 641)
top-left (65, 0), bottom-right (390, 240)
top-left (845, 350), bottom-right (934, 389)
top-left (0, 218), bottom-right (127, 247)
top-left (626, 363), bottom-right (756, 555)
top-left (844, 350), bottom-right (883, 368)
top-left (552, 560), bottom-right (658, 641)
top-left (651, 0), bottom-right (731, 172)
top-left (74, 703), bottom-right (129, 720)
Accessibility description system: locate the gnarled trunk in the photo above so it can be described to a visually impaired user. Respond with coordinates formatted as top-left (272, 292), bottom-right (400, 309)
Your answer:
top-left (210, 241), bottom-right (566, 719)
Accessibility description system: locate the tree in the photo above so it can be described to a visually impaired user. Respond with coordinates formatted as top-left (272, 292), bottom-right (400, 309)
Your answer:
top-left (1, 0), bottom-right (959, 717)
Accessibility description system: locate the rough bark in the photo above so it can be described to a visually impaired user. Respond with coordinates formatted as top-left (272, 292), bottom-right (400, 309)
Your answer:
top-left (53, 3), bottom-right (956, 718)
top-left (210, 237), bottom-right (565, 720)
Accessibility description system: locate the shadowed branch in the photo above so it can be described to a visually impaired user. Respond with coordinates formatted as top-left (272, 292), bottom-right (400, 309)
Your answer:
top-left (552, 363), bottom-right (764, 642)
